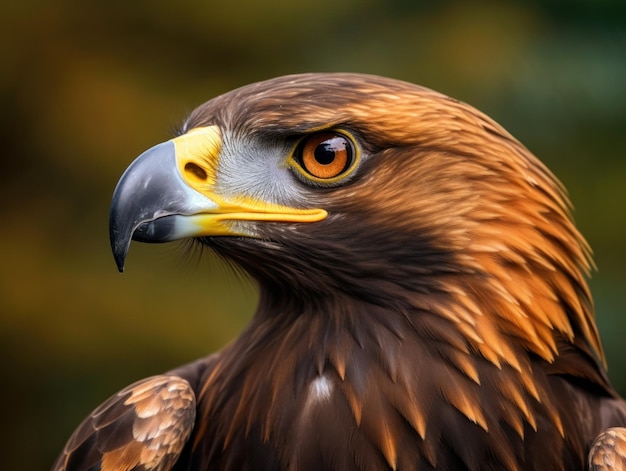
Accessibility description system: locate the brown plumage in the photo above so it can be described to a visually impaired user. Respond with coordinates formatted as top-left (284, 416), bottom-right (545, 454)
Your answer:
top-left (589, 428), bottom-right (626, 470)
top-left (54, 73), bottom-right (626, 470)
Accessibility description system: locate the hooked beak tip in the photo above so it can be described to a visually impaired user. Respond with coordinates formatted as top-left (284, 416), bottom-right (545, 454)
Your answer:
top-left (111, 237), bottom-right (129, 273)
top-left (115, 258), bottom-right (126, 273)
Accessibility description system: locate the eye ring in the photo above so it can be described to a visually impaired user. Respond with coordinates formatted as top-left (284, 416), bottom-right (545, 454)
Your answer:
top-left (290, 130), bottom-right (359, 184)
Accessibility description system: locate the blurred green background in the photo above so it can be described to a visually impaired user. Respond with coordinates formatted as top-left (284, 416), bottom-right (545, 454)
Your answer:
top-left (1, 0), bottom-right (625, 468)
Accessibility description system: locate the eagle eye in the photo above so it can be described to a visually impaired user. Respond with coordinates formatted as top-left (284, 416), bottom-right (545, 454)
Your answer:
top-left (290, 131), bottom-right (358, 184)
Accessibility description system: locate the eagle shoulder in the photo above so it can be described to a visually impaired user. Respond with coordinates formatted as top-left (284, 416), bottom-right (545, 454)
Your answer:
top-left (589, 427), bottom-right (626, 471)
top-left (52, 375), bottom-right (196, 471)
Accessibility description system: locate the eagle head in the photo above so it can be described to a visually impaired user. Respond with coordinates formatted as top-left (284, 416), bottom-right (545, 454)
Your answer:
top-left (110, 73), bottom-right (599, 361)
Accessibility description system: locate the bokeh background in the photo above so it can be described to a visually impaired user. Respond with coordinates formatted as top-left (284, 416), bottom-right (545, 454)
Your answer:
top-left (2, 0), bottom-right (625, 468)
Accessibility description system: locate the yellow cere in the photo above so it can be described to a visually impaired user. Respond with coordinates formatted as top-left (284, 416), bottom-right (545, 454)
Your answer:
top-left (173, 125), bottom-right (223, 188)
top-left (171, 125), bottom-right (328, 227)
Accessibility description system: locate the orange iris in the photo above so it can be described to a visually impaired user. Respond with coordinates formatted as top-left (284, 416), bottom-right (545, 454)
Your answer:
top-left (299, 132), bottom-right (353, 179)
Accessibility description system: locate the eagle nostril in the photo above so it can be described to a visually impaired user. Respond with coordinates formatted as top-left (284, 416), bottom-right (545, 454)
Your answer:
top-left (185, 162), bottom-right (208, 181)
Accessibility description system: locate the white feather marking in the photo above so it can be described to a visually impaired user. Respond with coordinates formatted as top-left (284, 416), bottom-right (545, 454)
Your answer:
top-left (301, 375), bottom-right (333, 418)
top-left (310, 376), bottom-right (333, 401)
top-left (289, 376), bottom-right (335, 462)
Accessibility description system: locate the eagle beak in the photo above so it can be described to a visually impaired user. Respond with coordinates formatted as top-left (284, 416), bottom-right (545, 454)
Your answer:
top-left (109, 126), bottom-right (327, 272)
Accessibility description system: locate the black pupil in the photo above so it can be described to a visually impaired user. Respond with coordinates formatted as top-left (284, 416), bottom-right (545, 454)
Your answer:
top-left (314, 138), bottom-right (344, 165)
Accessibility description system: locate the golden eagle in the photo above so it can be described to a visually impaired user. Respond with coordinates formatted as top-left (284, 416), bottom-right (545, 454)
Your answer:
top-left (53, 73), bottom-right (626, 470)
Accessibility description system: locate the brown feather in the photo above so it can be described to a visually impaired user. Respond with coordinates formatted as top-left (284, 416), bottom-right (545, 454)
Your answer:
top-left (53, 374), bottom-right (197, 471)
top-left (590, 427), bottom-right (626, 470)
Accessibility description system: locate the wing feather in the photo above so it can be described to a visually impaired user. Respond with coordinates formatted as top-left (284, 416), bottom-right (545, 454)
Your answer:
top-left (52, 375), bottom-right (196, 471)
top-left (589, 427), bottom-right (626, 470)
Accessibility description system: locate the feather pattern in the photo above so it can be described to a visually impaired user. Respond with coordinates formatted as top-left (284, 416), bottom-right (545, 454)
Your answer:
top-left (589, 428), bottom-right (626, 470)
top-left (53, 374), bottom-right (197, 471)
